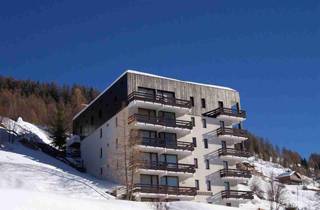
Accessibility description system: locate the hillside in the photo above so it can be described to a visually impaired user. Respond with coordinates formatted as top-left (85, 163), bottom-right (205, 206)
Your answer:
top-left (0, 75), bottom-right (99, 128)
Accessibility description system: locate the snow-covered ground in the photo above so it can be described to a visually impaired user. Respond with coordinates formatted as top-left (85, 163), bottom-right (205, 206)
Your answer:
top-left (0, 117), bottom-right (52, 144)
top-left (0, 117), bottom-right (319, 210)
top-left (0, 117), bottom-right (247, 210)
top-left (239, 158), bottom-right (320, 210)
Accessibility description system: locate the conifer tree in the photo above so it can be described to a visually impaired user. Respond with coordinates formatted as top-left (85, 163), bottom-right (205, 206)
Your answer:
top-left (50, 104), bottom-right (68, 150)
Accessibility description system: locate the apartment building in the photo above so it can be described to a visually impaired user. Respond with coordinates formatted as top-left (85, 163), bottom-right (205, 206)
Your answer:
top-left (72, 70), bottom-right (254, 207)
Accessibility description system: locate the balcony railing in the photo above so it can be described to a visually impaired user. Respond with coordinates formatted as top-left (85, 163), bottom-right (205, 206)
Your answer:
top-left (136, 161), bottom-right (196, 173)
top-left (219, 169), bottom-right (252, 179)
top-left (128, 91), bottom-right (192, 109)
top-left (218, 148), bottom-right (253, 158)
top-left (135, 137), bottom-right (194, 151)
top-left (128, 114), bottom-right (193, 130)
top-left (133, 184), bottom-right (197, 196)
top-left (217, 127), bottom-right (249, 138)
top-left (203, 107), bottom-right (246, 118)
top-left (221, 190), bottom-right (254, 200)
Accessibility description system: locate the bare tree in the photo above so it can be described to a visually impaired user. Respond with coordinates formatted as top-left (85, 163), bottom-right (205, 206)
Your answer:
top-left (267, 172), bottom-right (286, 210)
top-left (116, 104), bottom-right (141, 200)
top-left (250, 177), bottom-right (265, 199)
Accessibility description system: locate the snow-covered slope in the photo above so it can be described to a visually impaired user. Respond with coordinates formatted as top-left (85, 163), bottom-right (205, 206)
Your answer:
top-left (239, 158), bottom-right (320, 210)
top-left (0, 117), bottom-right (52, 144)
top-left (0, 118), bottom-right (247, 210)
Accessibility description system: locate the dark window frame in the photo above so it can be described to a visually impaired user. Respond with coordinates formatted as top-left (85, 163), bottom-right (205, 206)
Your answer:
top-left (190, 97), bottom-right (194, 107)
top-left (195, 180), bottom-right (200, 190)
top-left (192, 137), bottom-right (197, 147)
top-left (201, 98), bottom-right (206, 108)
top-left (194, 158), bottom-right (198, 168)
top-left (204, 139), bottom-right (208, 149)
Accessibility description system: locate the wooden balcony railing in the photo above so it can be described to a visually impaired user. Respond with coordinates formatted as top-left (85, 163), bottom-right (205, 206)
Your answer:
top-left (219, 169), bottom-right (252, 179)
top-left (217, 127), bottom-right (249, 138)
top-left (202, 107), bottom-right (246, 118)
top-left (133, 184), bottom-right (197, 196)
top-left (128, 91), bottom-right (192, 108)
top-left (221, 190), bottom-right (254, 200)
top-left (218, 148), bottom-right (253, 158)
top-left (135, 137), bottom-right (194, 151)
top-left (136, 161), bottom-right (196, 173)
top-left (128, 114), bottom-right (193, 130)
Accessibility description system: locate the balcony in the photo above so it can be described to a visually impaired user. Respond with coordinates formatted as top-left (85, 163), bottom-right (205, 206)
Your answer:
top-left (133, 137), bottom-right (194, 155)
top-left (128, 91), bottom-right (191, 116)
top-left (133, 184), bottom-right (197, 199)
top-left (219, 169), bottom-right (252, 180)
top-left (216, 127), bottom-right (249, 143)
top-left (203, 107), bottom-right (246, 125)
top-left (218, 148), bottom-right (253, 161)
top-left (136, 161), bottom-right (195, 177)
top-left (221, 190), bottom-right (254, 200)
top-left (128, 114), bottom-right (192, 137)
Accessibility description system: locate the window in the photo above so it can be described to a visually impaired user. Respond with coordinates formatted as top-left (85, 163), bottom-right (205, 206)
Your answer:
top-left (191, 117), bottom-right (195, 127)
top-left (90, 116), bottom-right (94, 125)
top-left (202, 119), bottom-right (207, 128)
top-left (201, 98), bottom-right (206, 108)
top-left (195, 180), bottom-right (200, 190)
top-left (115, 117), bottom-right (118, 127)
top-left (116, 138), bottom-right (118, 149)
top-left (206, 180), bottom-right (211, 191)
top-left (190, 97), bottom-right (194, 107)
top-left (98, 109), bottom-right (102, 119)
top-left (160, 176), bottom-right (179, 187)
top-left (100, 148), bottom-right (102, 159)
top-left (226, 203), bottom-right (231, 207)
top-left (100, 128), bottom-right (102, 138)
top-left (100, 167), bottom-right (103, 175)
top-left (204, 139), bottom-right (208, 149)
top-left (218, 101), bottom-right (224, 108)
top-left (194, 158), bottom-right (198, 168)
top-left (205, 159), bottom-right (210, 169)
top-left (192, 137), bottom-right (197, 147)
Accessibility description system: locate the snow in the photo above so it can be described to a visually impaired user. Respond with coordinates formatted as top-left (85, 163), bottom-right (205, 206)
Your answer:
top-left (239, 158), bottom-right (320, 210)
top-left (0, 118), bottom-right (245, 210)
top-left (1, 117), bottom-right (52, 144)
top-left (1, 118), bottom-right (319, 210)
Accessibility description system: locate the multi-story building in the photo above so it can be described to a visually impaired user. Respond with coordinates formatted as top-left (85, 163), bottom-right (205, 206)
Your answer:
top-left (72, 70), bottom-right (254, 207)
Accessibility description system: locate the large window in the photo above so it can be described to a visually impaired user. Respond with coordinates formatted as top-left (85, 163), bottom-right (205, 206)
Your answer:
top-left (140, 174), bottom-right (159, 186)
top-left (159, 132), bottom-right (177, 146)
top-left (160, 176), bottom-right (179, 187)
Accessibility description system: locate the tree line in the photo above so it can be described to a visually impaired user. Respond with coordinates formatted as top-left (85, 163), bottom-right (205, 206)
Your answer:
top-left (244, 132), bottom-right (320, 178)
top-left (0, 75), bottom-right (99, 149)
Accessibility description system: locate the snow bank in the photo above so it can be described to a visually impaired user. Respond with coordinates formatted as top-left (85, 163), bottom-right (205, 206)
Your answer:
top-left (1, 117), bottom-right (52, 144)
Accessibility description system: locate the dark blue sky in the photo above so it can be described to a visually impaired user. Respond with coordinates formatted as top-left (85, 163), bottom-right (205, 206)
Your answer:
top-left (1, 0), bottom-right (319, 157)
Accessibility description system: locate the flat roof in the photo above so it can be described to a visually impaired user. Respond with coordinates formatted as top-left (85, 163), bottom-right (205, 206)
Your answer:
top-left (73, 69), bottom-right (237, 120)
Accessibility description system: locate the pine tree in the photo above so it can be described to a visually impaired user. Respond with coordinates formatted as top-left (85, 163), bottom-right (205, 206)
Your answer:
top-left (50, 105), bottom-right (68, 150)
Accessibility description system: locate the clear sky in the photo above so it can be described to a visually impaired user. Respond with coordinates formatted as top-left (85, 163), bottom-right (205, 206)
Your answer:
top-left (1, 0), bottom-right (319, 157)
